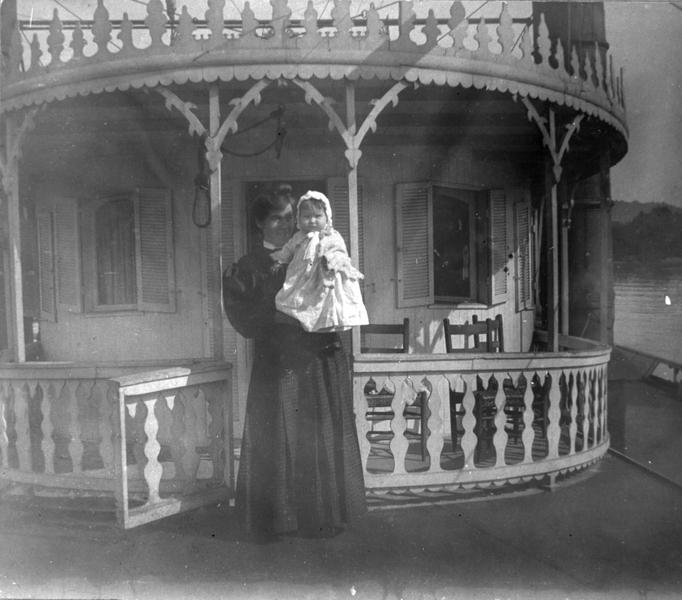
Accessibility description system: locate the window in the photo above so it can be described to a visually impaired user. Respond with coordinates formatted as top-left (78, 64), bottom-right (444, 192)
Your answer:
top-left (433, 187), bottom-right (481, 302)
top-left (95, 197), bottom-right (137, 307)
top-left (81, 188), bottom-right (175, 313)
top-left (396, 183), bottom-right (510, 307)
top-left (514, 194), bottom-right (535, 311)
top-left (37, 197), bottom-right (82, 321)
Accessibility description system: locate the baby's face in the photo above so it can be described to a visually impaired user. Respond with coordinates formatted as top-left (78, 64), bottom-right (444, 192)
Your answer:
top-left (298, 202), bottom-right (328, 233)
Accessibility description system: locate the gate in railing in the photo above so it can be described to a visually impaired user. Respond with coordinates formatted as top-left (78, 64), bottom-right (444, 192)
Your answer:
top-left (0, 361), bottom-right (233, 529)
top-left (112, 364), bottom-right (233, 528)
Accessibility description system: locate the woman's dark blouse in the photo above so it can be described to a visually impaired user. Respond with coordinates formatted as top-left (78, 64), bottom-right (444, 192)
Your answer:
top-left (222, 245), bottom-right (366, 537)
top-left (223, 246), bottom-right (285, 339)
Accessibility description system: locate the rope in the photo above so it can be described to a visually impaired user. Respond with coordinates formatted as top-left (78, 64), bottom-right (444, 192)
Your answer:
top-left (220, 106), bottom-right (286, 158)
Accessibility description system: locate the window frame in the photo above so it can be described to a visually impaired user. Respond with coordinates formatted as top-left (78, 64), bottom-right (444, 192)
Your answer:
top-left (396, 182), bottom-right (510, 309)
top-left (432, 185), bottom-right (481, 305)
top-left (81, 188), bottom-right (175, 315)
top-left (87, 193), bottom-right (138, 312)
top-left (513, 190), bottom-right (535, 311)
top-left (36, 197), bottom-right (83, 321)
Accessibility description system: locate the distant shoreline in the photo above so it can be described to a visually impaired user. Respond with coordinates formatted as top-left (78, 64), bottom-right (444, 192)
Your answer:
top-left (614, 257), bottom-right (682, 280)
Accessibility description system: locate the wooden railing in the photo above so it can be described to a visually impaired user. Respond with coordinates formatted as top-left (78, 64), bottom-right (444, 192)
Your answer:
top-left (1, 0), bottom-right (626, 137)
top-left (0, 360), bottom-right (232, 528)
top-left (353, 336), bottom-right (610, 496)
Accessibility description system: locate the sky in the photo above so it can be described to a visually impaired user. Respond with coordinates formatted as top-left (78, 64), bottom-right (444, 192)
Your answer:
top-left (605, 1), bottom-right (682, 207)
top-left (7, 0), bottom-right (682, 207)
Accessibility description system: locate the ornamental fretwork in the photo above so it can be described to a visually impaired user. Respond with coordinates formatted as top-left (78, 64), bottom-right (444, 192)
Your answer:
top-left (1, 0), bottom-right (625, 135)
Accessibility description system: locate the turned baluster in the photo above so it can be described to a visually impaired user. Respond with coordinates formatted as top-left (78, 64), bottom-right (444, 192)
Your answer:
top-left (179, 388), bottom-right (201, 484)
top-left (425, 376), bottom-right (446, 473)
top-left (388, 377), bottom-right (409, 475)
top-left (599, 366), bottom-right (609, 441)
top-left (520, 372), bottom-right (535, 464)
top-left (585, 369), bottom-right (597, 449)
top-left (546, 371), bottom-right (562, 460)
top-left (142, 396), bottom-right (163, 503)
top-left (459, 374), bottom-right (477, 469)
top-left (14, 382), bottom-right (31, 471)
top-left (490, 374), bottom-right (508, 467)
top-left (99, 382), bottom-right (116, 475)
top-left (40, 381), bottom-right (60, 474)
top-left (66, 381), bottom-right (83, 473)
top-left (568, 371), bottom-right (579, 455)
top-left (354, 376), bottom-right (372, 472)
top-left (168, 392), bottom-right (188, 481)
top-left (47, 9), bottom-right (65, 66)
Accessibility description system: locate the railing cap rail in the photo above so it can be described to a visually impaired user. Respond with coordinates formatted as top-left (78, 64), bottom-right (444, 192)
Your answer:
top-left (0, 0), bottom-right (627, 140)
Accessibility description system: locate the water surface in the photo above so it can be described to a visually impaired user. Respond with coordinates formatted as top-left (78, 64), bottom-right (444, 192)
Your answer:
top-left (613, 262), bottom-right (682, 361)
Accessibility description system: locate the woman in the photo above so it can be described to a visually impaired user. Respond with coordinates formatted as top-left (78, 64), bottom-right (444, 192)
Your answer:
top-left (223, 185), bottom-right (367, 540)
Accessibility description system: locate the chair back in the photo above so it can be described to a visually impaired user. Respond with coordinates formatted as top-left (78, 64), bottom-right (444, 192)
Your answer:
top-left (443, 314), bottom-right (504, 353)
top-left (487, 314), bottom-right (504, 353)
top-left (360, 318), bottom-right (410, 353)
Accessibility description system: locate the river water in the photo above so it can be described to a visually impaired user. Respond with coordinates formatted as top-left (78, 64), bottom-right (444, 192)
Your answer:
top-left (613, 262), bottom-right (682, 362)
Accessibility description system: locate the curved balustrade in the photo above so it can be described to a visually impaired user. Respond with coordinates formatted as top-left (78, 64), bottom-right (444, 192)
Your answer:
top-left (0, 0), bottom-right (625, 136)
top-left (0, 360), bottom-right (232, 528)
top-left (0, 338), bottom-right (610, 516)
top-left (353, 335), bottom-right (610, 498)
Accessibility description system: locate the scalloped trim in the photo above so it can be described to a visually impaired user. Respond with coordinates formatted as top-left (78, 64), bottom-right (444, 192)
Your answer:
top-left (1, 61), bottom-right (627, 139)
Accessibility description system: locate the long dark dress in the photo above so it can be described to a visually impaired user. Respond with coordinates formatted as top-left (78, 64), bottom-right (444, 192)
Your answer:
top-left (223, 245), bottom-right (367, 537)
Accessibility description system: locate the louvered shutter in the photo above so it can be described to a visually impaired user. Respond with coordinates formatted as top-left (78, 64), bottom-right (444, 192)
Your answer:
top-left (135, 188), bottom-right (175, 312)
top-left (489, 189), bottom-right (508, 305)
top-left (326, 176), bottom-right (364, 272)
top-left (514, 193), bottom-right (533, 310)
top-left (37, 210), bottom-right (56, 322)
top-left (55, 198), bottom-right (82, 313)
top-left (396, 182), bottom-right (433, 308)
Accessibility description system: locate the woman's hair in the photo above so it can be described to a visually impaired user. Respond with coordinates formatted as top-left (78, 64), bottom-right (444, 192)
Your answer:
top-left (251, 184), bottom-right (295, 224)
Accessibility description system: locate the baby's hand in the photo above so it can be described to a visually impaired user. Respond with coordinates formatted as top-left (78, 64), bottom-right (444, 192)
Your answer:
top-left (270, 260), bottom-right (286, 274)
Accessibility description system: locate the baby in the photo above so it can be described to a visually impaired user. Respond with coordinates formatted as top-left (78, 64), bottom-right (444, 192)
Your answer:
top-left (271, 190), bottom-right (369, 332)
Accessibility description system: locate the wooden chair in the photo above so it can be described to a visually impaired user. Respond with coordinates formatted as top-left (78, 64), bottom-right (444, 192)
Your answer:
top-left (443, 314), bottom-right (504, 353)
top-left (361, 319), bottom-right (428, 461)
top-left (361, 319), bottom-right (410, 354)
top-left (442, 315), bottom-right (507, 454)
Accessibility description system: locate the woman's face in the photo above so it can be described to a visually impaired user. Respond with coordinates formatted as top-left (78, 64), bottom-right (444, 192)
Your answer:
top-left (257, 203), bottom-right (294, 247)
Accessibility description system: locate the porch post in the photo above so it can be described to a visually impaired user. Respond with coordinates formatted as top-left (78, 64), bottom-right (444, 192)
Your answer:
top-left (545, 157), bottom-right (559, 353)
top-left (520, 100), bottom-right (582, 353)
top-left (345, 83), bottom-right (360, 265)
top-left (208, 84), bottom-right (224, 360)
top-left (4, 116), bottom-right (25, 362)
top-left (598, 146), bottom-right (613, 345)
top-left (345, 82), bottom-right (361, 354)
top-left (559, 179), bottom-right (570, 336)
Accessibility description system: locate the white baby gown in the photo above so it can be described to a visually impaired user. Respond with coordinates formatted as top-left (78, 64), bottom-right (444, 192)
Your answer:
top-left (275, 229), bottom-right (369, 332)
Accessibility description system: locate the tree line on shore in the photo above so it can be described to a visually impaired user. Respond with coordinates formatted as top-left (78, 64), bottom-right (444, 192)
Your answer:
top-left (612, 203), bottom-right (682, 263)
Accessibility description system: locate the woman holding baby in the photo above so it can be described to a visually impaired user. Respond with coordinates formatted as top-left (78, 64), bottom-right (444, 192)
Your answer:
top-left (222, 184), bottom-right (367, 541)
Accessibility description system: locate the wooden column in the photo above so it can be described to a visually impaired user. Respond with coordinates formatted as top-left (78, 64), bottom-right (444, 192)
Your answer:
top-left (598, 147), bottom-right (612, 345)
top-left (345, 82), bottom-right (362, 355)
top-left (5, 116), bottom-right (25, 362)
top-left (345, 83), bottom-right (360, 266)
top-left (559, 179), bottom-right (570, 335)
top-left (545, 157), bottom-right (559, 353)
top-left (208, 84), bottom-right (224, 360)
